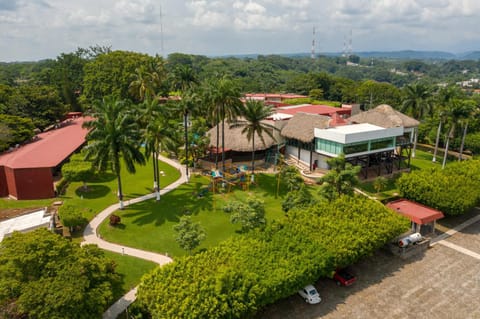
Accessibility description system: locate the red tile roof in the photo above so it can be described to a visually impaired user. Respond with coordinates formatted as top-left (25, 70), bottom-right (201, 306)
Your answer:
top-left (0, 117), bottom-right (90, 169)
top-left (386, 199), bottom-right (444, 225)
top-left (275, 104), bottom-right (351, 116)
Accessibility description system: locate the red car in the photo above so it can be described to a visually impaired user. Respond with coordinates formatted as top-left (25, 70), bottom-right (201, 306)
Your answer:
top-left (333, 269), bottom-right (356, 286)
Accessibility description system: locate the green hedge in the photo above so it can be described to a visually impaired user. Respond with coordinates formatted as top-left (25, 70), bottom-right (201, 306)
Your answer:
top-left (397, 160), bottom-right (480, 215)
top-left (137, 196), bottom-right (408, 318)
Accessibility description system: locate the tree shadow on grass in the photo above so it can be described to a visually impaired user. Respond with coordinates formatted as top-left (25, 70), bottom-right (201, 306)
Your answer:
top-left (75, 185), bottom-right (111, 199)
top-left (121, 183), bottom-right (214, 227)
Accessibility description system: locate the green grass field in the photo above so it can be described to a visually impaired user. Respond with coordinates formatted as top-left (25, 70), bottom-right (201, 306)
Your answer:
top-left (61, 158), bottom-right (180, 221)
top-left (102, 250), bottom-right (158, 301)
top-left (98, 173), bottom-right (297, 257)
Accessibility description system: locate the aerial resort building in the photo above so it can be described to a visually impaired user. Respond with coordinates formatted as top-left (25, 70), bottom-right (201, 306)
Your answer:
top-left (281, 104), bottom-right (419, 178)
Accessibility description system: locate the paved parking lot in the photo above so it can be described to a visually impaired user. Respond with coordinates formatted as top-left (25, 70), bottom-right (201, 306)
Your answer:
top-left (257, 211), bottom-right (480, 319)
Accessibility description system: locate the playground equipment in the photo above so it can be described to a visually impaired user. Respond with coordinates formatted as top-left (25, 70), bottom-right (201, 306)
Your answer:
top-left (210, 165), bottom-right (250, 193)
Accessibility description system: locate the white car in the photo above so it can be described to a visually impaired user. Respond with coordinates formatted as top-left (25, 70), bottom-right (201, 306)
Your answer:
top-left (298, 284), bottom-right (321, 304)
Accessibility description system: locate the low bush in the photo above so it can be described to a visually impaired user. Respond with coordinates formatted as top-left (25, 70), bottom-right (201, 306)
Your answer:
top-left (397, 160), bottom-right (480, 215)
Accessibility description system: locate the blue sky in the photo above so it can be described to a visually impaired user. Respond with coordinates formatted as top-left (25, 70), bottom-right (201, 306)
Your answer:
top-left (1, 0), bottom-right (480, 61)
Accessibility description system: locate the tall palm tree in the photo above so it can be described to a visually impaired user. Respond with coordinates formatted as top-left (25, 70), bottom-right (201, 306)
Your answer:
top-left (441, 99), bottom-right (472, 169)
top-left (401, 83), bottom-right (433, 157)
top-left (457, 101), bottom-right (477, 161)
top-left (172, 66), bottom-right (199, 180)
top-left (129, 56), bottom-right (167, 102)
top-left (138, 98), bottom-right (175, 200)
top-left (231, 100), bottom-right (277, 180)
top-left (83, 96), bottom-right (146, 209)
top-left (172, 89), bottom-right (199, 180)
top-left (433, 86), bottom-right (463, 162)
top-left (205, 76), bottom-right (242, 172)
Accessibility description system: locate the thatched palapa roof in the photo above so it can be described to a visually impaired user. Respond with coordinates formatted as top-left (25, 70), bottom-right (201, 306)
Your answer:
top-left (348, 104), bottom-right (420, 128)
top-left (207, 122), bottom-right (276, 152)
top-left (281, 113), bottom-right (330, 143)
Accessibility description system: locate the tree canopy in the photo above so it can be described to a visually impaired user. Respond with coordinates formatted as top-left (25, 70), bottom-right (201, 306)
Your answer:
top-left (0, 229), bottom-right (120, 319)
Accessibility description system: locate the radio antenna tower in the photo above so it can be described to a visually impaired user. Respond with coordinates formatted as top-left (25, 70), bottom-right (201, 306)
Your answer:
top-left (342, 35), bottom-right (347, 57)
top-left (159, 4), bottom-right (165, 57)
top-left (347, 29), bottom-right (353, 57)
top-left (311, 26), bottom-right (316, 59)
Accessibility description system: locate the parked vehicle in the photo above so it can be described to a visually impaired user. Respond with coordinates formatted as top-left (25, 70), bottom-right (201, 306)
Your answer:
top-left (333, 269), bottom-right (356, 286)
top-left (298, 284), bottom-right (321, 304)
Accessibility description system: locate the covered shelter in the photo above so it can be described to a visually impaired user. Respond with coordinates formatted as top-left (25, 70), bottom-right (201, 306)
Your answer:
top-left (386, 199), bottom-right (445, 235)
top-left (0, 117), bottom-right (89, 200)
top-left (203, 122), bottom-right (277, 169)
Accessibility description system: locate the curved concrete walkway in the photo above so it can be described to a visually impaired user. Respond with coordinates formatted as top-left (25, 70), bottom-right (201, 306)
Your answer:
top-left (82, 155), bottom-right (188, 319)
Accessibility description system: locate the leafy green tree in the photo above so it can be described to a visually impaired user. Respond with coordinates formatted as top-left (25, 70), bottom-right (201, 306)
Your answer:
top-left (83, 96), bottom-right (146, 209)
top-left (61, 157), bottom-right (93, 190)
top-left (52, 50), bottom-right (87, 112)
top-left (282, 185), bottom-right (314, 213)
top-left (58, 204), bottom-right (89, 232)
top-left (0, 229), bottom-right (119, 319)
top-left (397, 160), bottom-right (480, 215)
top-left (280, 165), bottom-right (304, 192)
top-left (319, 154), bottom-right (361, 201)
top-left (356, 80), bottom-right (401, 109)
top-left (227, 198), bottom-right (266, 232)
top-left (173, 216), bottom-right (206, 254)
top-left (83, 51), bottom-right (153, 101)
top-left (4, 85), bottom-right (67, 130)
top-left (231, 100), bottom-right (276, 178)
top-left (373, 176), bottom-right (388, 194)
top-left (0, 114), bottom-right (35, 151)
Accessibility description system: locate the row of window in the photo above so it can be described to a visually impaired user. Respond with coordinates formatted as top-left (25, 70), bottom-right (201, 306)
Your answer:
top-left (315, 137), bottom-right (395, 155)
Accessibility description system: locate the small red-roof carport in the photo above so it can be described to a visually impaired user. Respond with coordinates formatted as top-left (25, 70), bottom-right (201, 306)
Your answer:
top-left (0, 117), bottom-right (90, 200)
top-left (386, 198), bottom-right (444, 235)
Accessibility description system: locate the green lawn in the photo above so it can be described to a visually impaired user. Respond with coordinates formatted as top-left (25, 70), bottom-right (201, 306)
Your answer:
top-left (102, 250), bottom-right (158, 301)
top-left (0, 198), bottom-right (54, 211)
top-left (99, 173), bottom-right (295, 257)
top-left (61, 158), bottom-right (180, 221)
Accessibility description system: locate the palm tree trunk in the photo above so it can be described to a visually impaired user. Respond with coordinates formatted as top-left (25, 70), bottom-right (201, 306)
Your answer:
top-left (412, 128), bottom-right (418, 158)
top-left (442, 127), bottom-right (454, 169)
top-left (432, 120), bottom-right (442, 162)
top-left (251, 133), bottom-right (255, 179)
top-left (215, 111), bottom-right (219, 170)
top-left (222, 116), bottom-right (226, 172)
top-left (184, 112), bottom-right (189, 180)
top-left (458, 122), bottom-right (468, 161)
top-left (117, 168), bottom-right (124, 209)
top-left (154, 152), bottom-right (160, 201)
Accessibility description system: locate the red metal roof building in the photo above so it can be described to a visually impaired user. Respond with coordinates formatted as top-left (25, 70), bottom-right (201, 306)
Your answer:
top-left (0, 117), bottom-right (89, 200)
top-left (386, 198), bottom-right (445, 235)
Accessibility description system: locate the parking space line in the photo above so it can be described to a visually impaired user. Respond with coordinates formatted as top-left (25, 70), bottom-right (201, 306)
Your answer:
top-left (436, 240), bottom-right (480, 260)
top-left (431, 213), bottom-right (480, 245)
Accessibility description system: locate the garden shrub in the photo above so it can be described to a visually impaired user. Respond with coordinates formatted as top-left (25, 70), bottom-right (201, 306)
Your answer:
top-left (397, 160), bottom-right (480, 215)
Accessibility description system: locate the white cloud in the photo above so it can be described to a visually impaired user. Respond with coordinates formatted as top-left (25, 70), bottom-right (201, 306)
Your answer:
top-left (1, 0), bottom-right (480, 61)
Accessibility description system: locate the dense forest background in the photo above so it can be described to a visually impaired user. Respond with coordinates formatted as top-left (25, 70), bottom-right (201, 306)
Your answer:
top-left (1, 47), bottom-right (480, 154)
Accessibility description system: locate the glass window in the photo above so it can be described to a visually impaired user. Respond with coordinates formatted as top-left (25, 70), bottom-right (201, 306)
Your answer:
top-left (344, 142), bottom-right (368, 154)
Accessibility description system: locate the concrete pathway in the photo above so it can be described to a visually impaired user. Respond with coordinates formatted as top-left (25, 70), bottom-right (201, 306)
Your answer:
top-left (82, 155), bottom-right (188, 319)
